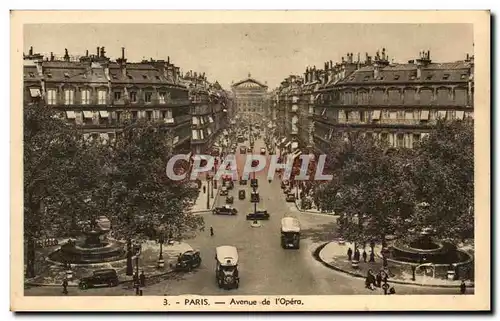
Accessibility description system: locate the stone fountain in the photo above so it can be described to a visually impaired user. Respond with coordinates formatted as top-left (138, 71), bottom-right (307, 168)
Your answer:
top-left (387, 227), bottom-right (473, 279)
top-left (49, 216), bottom-right (126, 264)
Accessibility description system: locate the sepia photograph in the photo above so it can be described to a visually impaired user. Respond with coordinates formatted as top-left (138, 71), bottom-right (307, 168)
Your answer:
top-left (10, 10), bottom-right (490, 311)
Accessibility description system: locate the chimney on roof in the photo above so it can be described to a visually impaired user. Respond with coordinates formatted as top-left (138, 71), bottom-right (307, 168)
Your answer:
top-left (86, 50), bottom-right (89, 57)
top-left (167, 56), bottom-right (170, 64)
top-left (64, 48), bottom-right (70, 62)
top-left (122, 47), bottom-right (125, 60)
top-left (29, 46), bottom-right (33, 56)
top-left (97, 47), bottom-right (100, 57)
top-left (416, 49), bottom-right (431, 79)
top-left (50, 52), bottom-right (54, 61)
top-left (341, 56), bottom-right (345, 63)
top-left (100, 47), bottom-right (106, 58)
top-left (330, 60), bottom-right (333, 69)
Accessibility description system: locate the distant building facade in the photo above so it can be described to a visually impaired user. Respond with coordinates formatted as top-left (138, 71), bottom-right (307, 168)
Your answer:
top-left (275, 49), bottom-right (475, 157)
top-left (231, 74), bottom-right (268, 118)
top-left (23, 46), bottom-right (234, 155)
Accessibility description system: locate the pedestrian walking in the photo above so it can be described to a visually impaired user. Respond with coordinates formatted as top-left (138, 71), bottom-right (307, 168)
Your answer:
top-left (362, 250), bottom-right (367, 263)
top-left (139, 271), bottom-right (146, 287)
top-left (347, 248), bottom-right (353, 261)
top-left (62, 278), bottom-right (68, 295)
top-left (133, 271), bottom-right (139, 287)
top-left (389, 286), bottom-right (396, 295)
top-left (376, 271), bottom-right (382, 287)
top-left (203, 185), bottom-right (206, 194)
top-left (369, 251), bottom-right (375, 262)
top-left (354, 248), bottom-right (360, 262)
top-left (460, 280), bottom-right (467, 294)
top-left (381, 270), bottom-right (388, 283)
top-left (210, 226), bottom-right (214, 237)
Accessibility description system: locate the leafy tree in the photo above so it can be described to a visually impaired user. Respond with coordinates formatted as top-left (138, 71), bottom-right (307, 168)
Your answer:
top-left (24, 100), bottom-right (100, 277)
top-left (408, 119), bottom-right (474, 243)
top-left (104, 118), bottom-right (202, 274)
top-left (316, 133), bottom-right (417, 248)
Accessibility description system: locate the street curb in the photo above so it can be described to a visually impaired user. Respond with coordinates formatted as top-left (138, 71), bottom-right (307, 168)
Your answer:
top-left (293, 199), bottom-right (339, 216)
top-left (25, 269), bottom-right (175, 288)
top-left (316, 242), bottom-right (475, 289)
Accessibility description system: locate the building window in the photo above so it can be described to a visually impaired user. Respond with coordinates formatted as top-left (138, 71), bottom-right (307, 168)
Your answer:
top-left (130, 92), bottom-right (137, 103)
top-left (389, 111), bottom-right (397, 120)
top-left (145, 92), bottom-right (152, 103)
top-left (81, 89), bottom-right (90, 105)
top-left (192, 130), bottom-right (199, 140)
top-left (131, 111), bottom-right (138, 120)
top-left (159, 92), bottom-right (166, 104)
top-left (396, 134), bottom-right (404, 148)
top-left (146, 111), bottom-right (153, 120)
top-left (164, 109), bottom-right (174, 123)
top-left (64, 89), bottom-right (74, 105)
top-left (114, 91), bottom-right (121, 101)
top-left (98, 90), bottom-right (107, 105)
top-left (46, 89), bottom-right (57, 105)
top-left (413, 134), bottom-right (421, 146)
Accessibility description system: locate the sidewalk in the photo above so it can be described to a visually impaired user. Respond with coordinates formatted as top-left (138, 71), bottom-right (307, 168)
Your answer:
top-left (25, 241), bottom-right (193, 287)
top-left (318, 241), bottom-right (474, 288)
top-left (191, 180), bottom-right (220, 213)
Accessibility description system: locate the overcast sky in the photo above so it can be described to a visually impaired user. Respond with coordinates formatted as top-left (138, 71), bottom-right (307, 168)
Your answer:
top-left (24, 23), bottom-right (473, 89)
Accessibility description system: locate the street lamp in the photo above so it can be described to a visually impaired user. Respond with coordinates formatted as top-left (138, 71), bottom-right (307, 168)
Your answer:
top-left (206, 173), bottom-right (212, 209)
top-left (157, 230), bottom-right (165, 269)
top-left (134, 243), bottom-right (142, 295)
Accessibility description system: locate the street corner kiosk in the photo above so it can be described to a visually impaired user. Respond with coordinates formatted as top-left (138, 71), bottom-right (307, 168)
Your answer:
top-left (281, 217), bottom-right (301, 249)
top-left (215, 245), bottom-right (240, 289)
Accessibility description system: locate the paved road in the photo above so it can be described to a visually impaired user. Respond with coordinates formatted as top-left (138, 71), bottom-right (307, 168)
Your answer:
top-left (25, 138), bottom-right (473, 296)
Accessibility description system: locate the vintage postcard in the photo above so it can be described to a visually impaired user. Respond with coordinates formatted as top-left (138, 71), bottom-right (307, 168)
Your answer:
top-left (11, 10), bottom-right (490, 311)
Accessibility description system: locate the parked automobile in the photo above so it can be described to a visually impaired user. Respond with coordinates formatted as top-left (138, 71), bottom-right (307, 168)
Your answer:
top-left (238, 190), bottom-right (246, 200)
top-left (246, 210), bottom-right (270, 220)
top-left (239, 177), bottom-right (248, 185)
top-left (213, 205), bottom-right (238, 216)
top-left (251, 178), bottom-right (258, 188)
top-left (226, 196), bottom-right (234, 204)
top-left (260, 147), bottom-right (266, 155)
top-left (174, 250), bottom-right (202, 272)
top-left (79, 269), bottom-right (119, 289)
top-left (240, 146), bottom-right (247, 154)
top-left (286, 193), bottom-right (296, 202)
top-left (220, 186), bottom-right (229, 196)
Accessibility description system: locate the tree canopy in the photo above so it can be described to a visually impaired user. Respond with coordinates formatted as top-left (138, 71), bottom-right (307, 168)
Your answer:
top-left (315, 120), bottom-right (474, 246)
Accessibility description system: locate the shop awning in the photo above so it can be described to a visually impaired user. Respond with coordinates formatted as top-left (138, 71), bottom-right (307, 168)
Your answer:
top-left (83, 111), bottom-right (93, 118)
top-left (372, 110), bottom-right (381, 120)
top-left (456, 110), bottom-right (465, 120)
top-left (208, 116), bottom-right (214, 123)
top-left (291, 142), bottom-right (299, 150)
top-left (280, 137), bottom-right (288, 144)
top-left (438, 111), bottom-right (447, 119)
top-left (65, 111), bottom-right (76, 119)
top-left (285, 141), bottom-right (292, 148)
top-left (100, 133), bottom-right (109, 140)
top-left (99, 111), bottom-right (109, 118)
top-left (29, 88), bottom-right (41, 97)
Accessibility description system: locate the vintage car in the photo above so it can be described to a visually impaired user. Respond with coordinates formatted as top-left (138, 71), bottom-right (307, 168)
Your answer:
top-left (174, 250), bottom-right (202, 272)
top-left (286, 193), bottom-right (296, 202)
top-left (246, 210), bottom-right (270, 220)
top-left (281, 217), bottom-right (301, 249)
top-left (250, 178), bottom-right (258, 188)
top-left (223, 180), bottom-right (234, 190)
top-left (247, 146), bottom-right (253, 153)
top-left (226, 196), bottom-right (234, 204)
top-left (78, 269), bottom-right (119, 289)
top-left (213, 205), bottom-right (238, 216)
top-left (250, 191), bottom-right (260, 203)
top-left (215, 246), bottom-right (240, 290)
top-left (238, 190), bottom-right (246, 200)
top-left (260, 147), bottom-right (266, 155)
top-left (240, 146), bottom-right (247, 154)
top-left (280, 181), bottom-right (288, 189)
top-left (239, 177), bottom-right (248, 185)
top-left (220, 186), bottom-right (229, 196)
